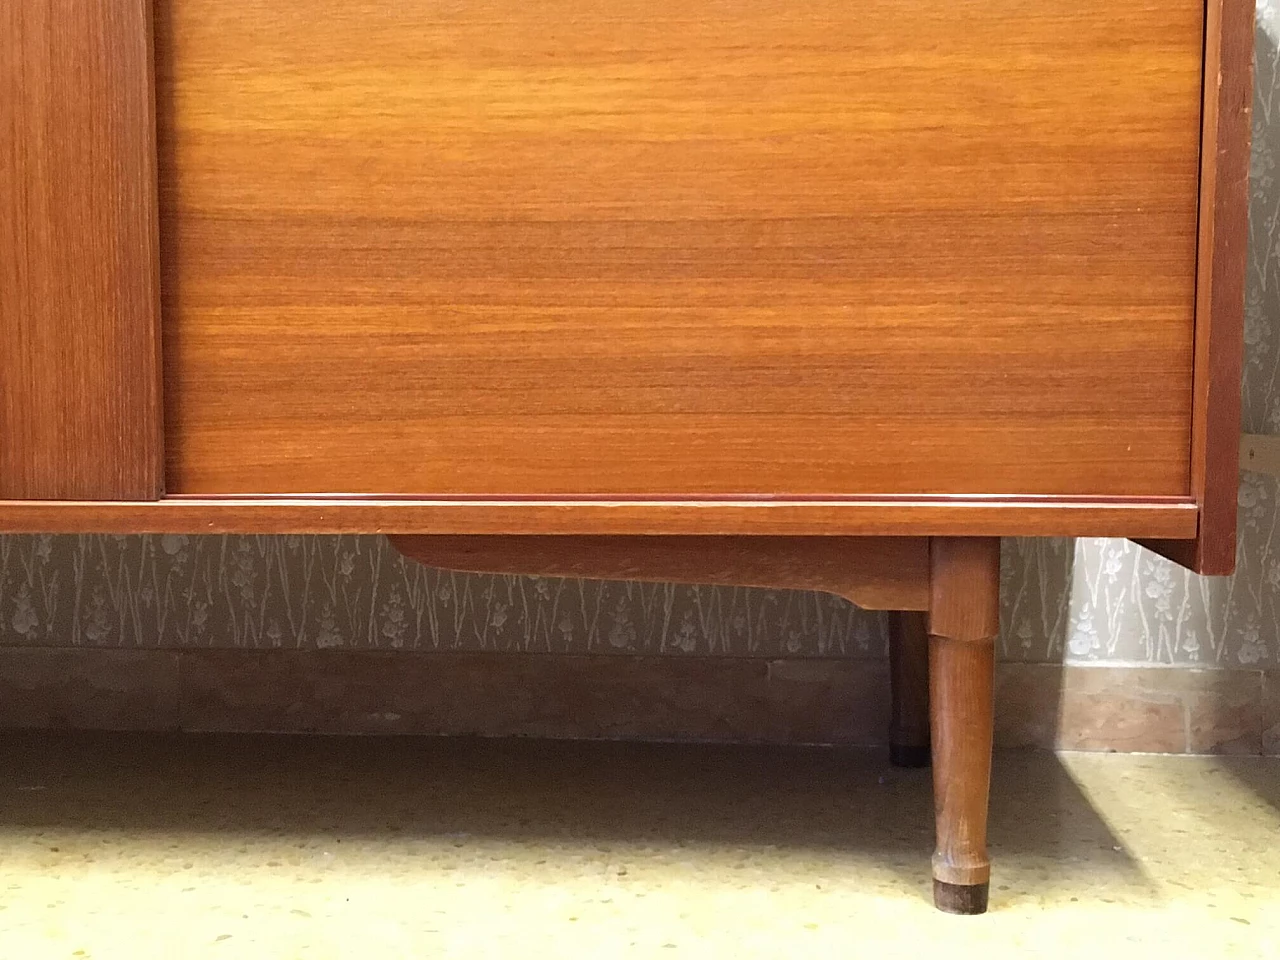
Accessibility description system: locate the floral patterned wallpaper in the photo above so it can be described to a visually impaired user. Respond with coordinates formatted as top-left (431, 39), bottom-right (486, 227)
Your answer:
top-left (2, 10), bottom-right (1279, 668)
top-left (0, 534), bottom-right (885, 658)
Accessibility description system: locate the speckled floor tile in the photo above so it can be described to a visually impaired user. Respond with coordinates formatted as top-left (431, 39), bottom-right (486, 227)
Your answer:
top-left (0, 734), bottom-right (1275, 959)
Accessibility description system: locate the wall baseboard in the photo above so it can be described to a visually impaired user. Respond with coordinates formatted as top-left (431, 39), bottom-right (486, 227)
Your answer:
top-left (0, 648), bottom-right (1274, 755)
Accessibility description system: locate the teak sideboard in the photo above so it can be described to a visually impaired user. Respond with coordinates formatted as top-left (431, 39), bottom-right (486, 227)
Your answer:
top-left (1, 0), bottom-right (1254, 913)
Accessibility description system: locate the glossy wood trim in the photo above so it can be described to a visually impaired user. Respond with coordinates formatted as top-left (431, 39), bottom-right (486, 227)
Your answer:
top-left (0, 0), bottom-right (163, 500)
top-left (1143, 0), bottom-right (1253, 574)
top-left (390, 535), bottom-right (929, 611)
top-left (0, 496), bottom-right (1197, 538)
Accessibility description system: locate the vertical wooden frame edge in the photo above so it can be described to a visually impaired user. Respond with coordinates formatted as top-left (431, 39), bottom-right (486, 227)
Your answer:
top-left (0, 0), bottom-right (164, 500)
top-left (1140, 0), bottom-right (1252, 575)
top-left (142, 0), bottom-right (166, 498)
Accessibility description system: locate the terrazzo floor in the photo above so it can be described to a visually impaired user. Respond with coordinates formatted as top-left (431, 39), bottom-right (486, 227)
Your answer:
top-left (0, 733), bottom-right (1276, 959)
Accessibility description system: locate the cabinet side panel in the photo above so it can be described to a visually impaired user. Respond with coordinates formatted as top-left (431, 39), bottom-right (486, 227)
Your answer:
top-left (1142, 0), bottom-right (1253, 574)
top-left (0, 0), bottom-right (163, 500)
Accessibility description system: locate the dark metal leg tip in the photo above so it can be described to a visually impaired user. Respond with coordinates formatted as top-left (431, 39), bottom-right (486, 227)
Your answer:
top-left (889, 743), bottom-right (931, 768)
top-left (933, 880), bottom-right (989, 915)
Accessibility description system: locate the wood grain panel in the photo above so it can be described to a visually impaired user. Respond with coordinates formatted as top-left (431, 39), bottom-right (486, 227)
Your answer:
top-left (1142, 0), bottom-right (1253, 575)
top-left (1, 0), bottom-right (162, 500)
top-left (156, 0), bottom-right (1204, 497)
top-left (0, 496), bottom-right (1198, 538)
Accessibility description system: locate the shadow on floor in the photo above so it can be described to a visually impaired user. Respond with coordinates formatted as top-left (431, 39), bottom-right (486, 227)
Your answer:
top-left (1218, 754), bottom-right (1280, 816)
top-left (0, 731), bottom-right (1153, 903)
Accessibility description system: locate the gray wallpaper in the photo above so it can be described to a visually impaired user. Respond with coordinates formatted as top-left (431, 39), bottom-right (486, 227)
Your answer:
top-left (0, 534), bottom-right (885, 658)
top-left (2, 9), bottom-right (1279, 668)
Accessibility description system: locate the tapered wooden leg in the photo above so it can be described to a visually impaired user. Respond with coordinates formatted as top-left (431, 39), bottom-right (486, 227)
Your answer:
top-left (928, 537), bottom-right (1000, 915)
top-left (888, 611), bottom-right (931, 768)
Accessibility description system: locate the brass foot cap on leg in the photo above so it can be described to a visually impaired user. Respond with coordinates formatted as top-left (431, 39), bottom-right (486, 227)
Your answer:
top-left (933, 880), bottom-right (989, 915)
top-left (888, 743), bottom-right (931, 768)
